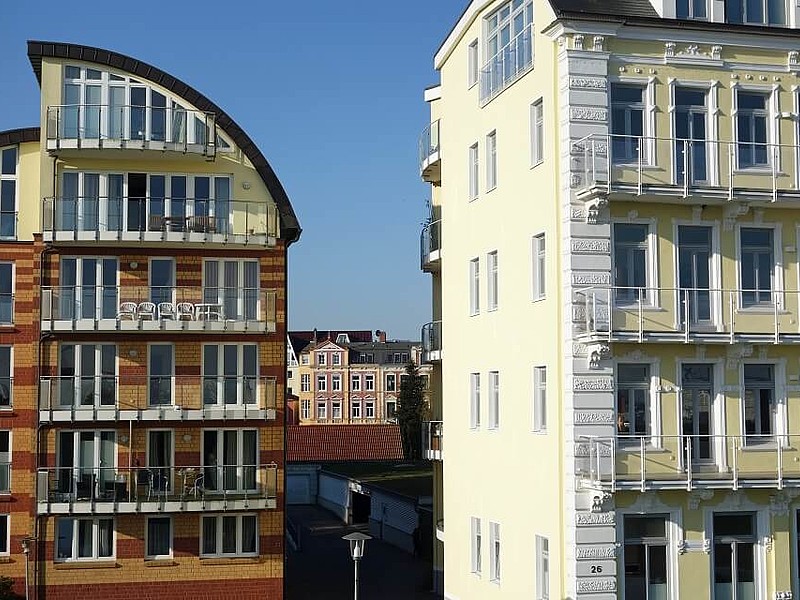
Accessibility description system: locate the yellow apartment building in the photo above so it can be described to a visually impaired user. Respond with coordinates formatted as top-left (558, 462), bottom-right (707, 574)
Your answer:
top-left (420, 0), bottom-right (800, 598)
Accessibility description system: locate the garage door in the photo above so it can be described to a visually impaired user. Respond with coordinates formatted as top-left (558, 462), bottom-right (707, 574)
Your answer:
top-left (287, 473), bottom-right (313, 505)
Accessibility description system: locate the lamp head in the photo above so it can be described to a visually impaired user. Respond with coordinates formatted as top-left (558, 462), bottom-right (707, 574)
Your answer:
top-left (342, 532), bottom-right (372, 560)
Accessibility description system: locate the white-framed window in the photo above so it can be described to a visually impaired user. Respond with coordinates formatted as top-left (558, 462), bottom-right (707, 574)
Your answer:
top-left (202, 259), bottom-right (259, 321)
top-left (486, 130), bottom-right (497, 191)
top-left (0, 346), bottom-right (12, 408)
top-left (386, 373), bottom-right (396, 392)
top-left (56, 517), bottom-right (114, 561)
top-left (57, 343), bottom-right (117, 409)
top-left (386, 399), bottom-right (397, 420)
top-left (488, 371), bottom-right (500, 429)
top-left (739, 227), bottom-right (777, 307)
top-left (332, 401), bottom-right (342, 420)
top-left (677, 0), bottom-right (707, 18)
top-left (317, 353), bottom-right (326, 367)
top-left (201, 514), bottom-right (258, 557)
top-left (301, 354), bottom-right (309, 365)
top-left (148, 343), bottom-right (174, 406)
top-left (489, 521), bottom-right (501, 582)
top-left (613, 222), bottom-right (656, 306)
top-left (736, 90), bottom-right (770, 168)
top-left (202, 344), bottom-right (258, 406)
top-left (469, 143), bottom-right (479, 200)
top-left (616, 363), bottom-right (651, 441)
top-left (300, 374), bottom-right (310, 392)
top-left (351, 374), bottom-right (361, 391)
top-left (332, 374), bottom-right (342, 392)
top-left (365, 401), bottom-right (375, 419)
top-left (470, 373), bottom-right (481, 429)
top-left (471, 516), bottom-right (482, 575)
top-left (317, 375), bottom-right (327, 393)
top-left (470, 258), bottom-right (480, 315)
top-left (532, 234), bottom-right (546, 301)
top-left (481, 0), bottom-right (534, 101)
top-left (0, 146), bottom-right (17, 240)
top-left (531, 99), bottom-right (544, 166)
top-left (352, 401), bottom-right (361, 419)
top-left (487, 251), bottom-right (499, 311)
top-left (0, 515), bottom-right (7, 555)
top-left (58, 256), bottom-right (119, 320)
top-left (146, 516), bottom-right (172, 559)
top-left (201, 429), bottom-right (258, 493)
top-left (56, 430), bottom-right (116, 497)
top-left (146, 430), bottom-right (173, 492)
top-left (0, 263), bottom-right (13, 324)
top-left (725, 0), bottom-right (785, 24)
top-left (0, 432), bottom-right (9, 493)
top-left (533, 366), bottom-right (547, 433)
top-left (300, 400), bottom-right (310, 420)
top-left (611, 84), bottom-right (646, 164)
top-left (365, 374), bottom-right (375, 391)
top-left (468, 40), bottom-right (479, 88)
top-left (332, 352), bottom-right (341, 366)
top-left (624, 514), bottom-right (669, 598)
top-left (317, 402), bottom-right (327, 420)
top-left (743, 363), bottom-right (777, 444)
top-left (536, 535), bottom-right (549, 599)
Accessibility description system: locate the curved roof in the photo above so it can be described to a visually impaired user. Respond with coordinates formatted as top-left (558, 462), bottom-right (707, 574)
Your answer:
top-left (27, 40), bottom-right (301, 244)
top-left (0, 127), bottom-right (40, 147)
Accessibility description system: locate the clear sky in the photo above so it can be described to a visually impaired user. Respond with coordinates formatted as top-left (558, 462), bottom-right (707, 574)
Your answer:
top-left (0, 0), bottom-right (465, 340)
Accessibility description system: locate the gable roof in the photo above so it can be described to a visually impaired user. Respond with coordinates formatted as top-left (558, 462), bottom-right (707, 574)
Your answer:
top-left (0, 127), bottom-right (40, 147)
top-left (26, 40), bottom-right (300, 244)
top-left (287, 424), bottom-right (404, 462)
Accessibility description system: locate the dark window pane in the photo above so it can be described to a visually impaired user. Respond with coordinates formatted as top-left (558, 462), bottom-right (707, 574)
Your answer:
top-left (624, 515), bottom-right (667, 539)
top-left (714, 513), bottom-right (754, 537)
top-left (1, 149), bottom-right (16, 175)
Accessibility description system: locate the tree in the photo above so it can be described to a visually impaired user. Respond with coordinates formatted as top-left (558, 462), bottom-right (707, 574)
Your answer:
top-left (0, 576), bottom-right (23, 600)
top-left (397, 361), bottom-right (428, 461)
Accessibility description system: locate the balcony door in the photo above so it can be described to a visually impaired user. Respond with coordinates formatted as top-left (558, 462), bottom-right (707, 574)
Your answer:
top-left (61, 173), bottom-right (100, 232)
top-left (56, 431), bottom-right (116, 499)
top-left (674, 88), bottom-right (708, 185)
top-left (678, 226), bottom-right (714, 328)
top-left (203, 260), bottom-right (259, 321)
top-left (60, 257), bottom-right (118, 320)
top-left (681, 364), bottom-right (714, 466)
top-left (202, 429), bottom-right (257, 493)
top-left (58, 344), bottom-right (116, 409)
top-left (150, 259), bottom-right (175, 308)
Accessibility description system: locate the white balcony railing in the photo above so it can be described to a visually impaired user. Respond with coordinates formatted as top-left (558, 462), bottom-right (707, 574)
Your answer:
top-left (420, 219), bottom-right (441, 271)
top-left (579, 434), bottom-right (800, 492)
top-left (480, 24), bottom-right (534, 103)
top-left (422, 321), bottom-right (442, 362)
top-left (419, 120), bottom-right (441, 183)
top-left (422, 421), bottom-right (443, 461)
top-left (576, 134), bottom-right (800, 202)
top-left (575, 286), bottom-right (800, 343)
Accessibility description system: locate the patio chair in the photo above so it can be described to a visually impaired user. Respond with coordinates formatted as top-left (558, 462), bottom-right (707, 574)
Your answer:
top-left (137, 302), bottom-right (156, 321)
top-left (117, 302), bottom-right (137, 320)
top-left (158, 302), bottom-right (176, 320)
top-left (177, 302), bottom-right (195, 321)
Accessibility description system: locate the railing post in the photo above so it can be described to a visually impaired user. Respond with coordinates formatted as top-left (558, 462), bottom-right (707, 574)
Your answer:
top-left (777, 440), bottom-right (784, 490)
top-left (637, 136), bottom-right (643, 196)
top-left (774, 299), bottom-right (779, 344)
top-left (729, 290), bottom-right (735, 344)
top-left (640, 436), bottom-right (646, 492)
top-left (772, 145), bottom-right (778, 202)
top-left (638, 287), bottom-right (644, 343)
top-left (605, 135), bottom-right (612, 195)
top-left (732, 437), bottom-right (739, 490)
top-left (728, 144), bottom-right (734, 201)
top-left (685, 436), bottom-right (692, 491)
top-left (683, 139), bottom-right (689, 197)
top-left (610, 438), bottom-right (616, 493)
top-left (607, 288), bottom-right (612, 343)
top-left (684, 289), bottom-right (690, 344)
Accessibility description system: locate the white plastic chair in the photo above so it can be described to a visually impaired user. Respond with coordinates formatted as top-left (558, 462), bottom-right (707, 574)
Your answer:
top-left (177, 303), bottom-right (195, 321)
top-left (158, 302), bottom-right (176, 320)
top-left (117, 302), bottom-right (137, 320)
top-left (137, 302), bottom-right (156, 321)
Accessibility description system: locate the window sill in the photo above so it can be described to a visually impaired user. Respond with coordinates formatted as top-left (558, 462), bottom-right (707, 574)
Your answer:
top-left (732, 168), bottom-right (786, 175)
top-left (54, 561), bottom-right (119, 570)
top-left (530, 160), bottom-right (544, 170)
top-left (741, 442), bottom-right (781, 452)
top-left (144, 559), bottom-right (177, 567)
top-left (531, 296), bottom-right (546, 303)
top-left (736, 306), bottom-right (787, 315)
top-left (469, 196), bottom-right (479, 203)
top-left (199, 557), bottom-right (261, 565)
top-left (486, 186), bottom-right (497, 194)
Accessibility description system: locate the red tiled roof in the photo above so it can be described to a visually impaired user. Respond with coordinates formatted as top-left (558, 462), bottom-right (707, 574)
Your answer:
top-left (287, 424), bottom-right (404, 462)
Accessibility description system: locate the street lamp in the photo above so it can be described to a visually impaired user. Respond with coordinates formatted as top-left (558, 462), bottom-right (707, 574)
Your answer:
top-left (342, 532), bottom-right (372, 600)
top-left (20, 536), bottom-right (34, 600)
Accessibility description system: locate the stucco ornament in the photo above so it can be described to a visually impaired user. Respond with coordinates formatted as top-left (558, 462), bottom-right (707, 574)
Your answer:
top-left (587, 343), bottom-right (611, 370)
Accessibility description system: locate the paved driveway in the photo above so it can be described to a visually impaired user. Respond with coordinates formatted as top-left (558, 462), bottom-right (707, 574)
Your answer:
top-left (286, 505), bottom-right (440, 599)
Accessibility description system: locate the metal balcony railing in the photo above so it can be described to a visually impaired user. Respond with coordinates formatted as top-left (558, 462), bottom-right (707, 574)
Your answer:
top-left (46, 104), bottom-right (217, 157)
top-left (37, 463), bottom-right (278, 506)
top-left (40, 286), bottom-right (277, 332)
top-left (0, 294), bottom-right (13, 325)
top-left (422, 321), bottom-right (442, 362)
top-left (480, 24), bottom-right (534, 103)
top-left (422, 421), bottom-right (443, 461)
top-left (579, 434), bottom-right (800, 492)
top-left (420, 219), bottom-right (441, 271)
top-left (574, 286), bottom-right (800, 343)
top-left (42, 196), bottom-right (279, 242)
top-left (419, 120), bottom-right (441, 176)
top-left (39, 375), bottom-right (277, 417)
top-left (576, 134), bottom-right (800, 202)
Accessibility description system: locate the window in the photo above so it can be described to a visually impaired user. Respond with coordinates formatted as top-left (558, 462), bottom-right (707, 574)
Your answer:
top-left (489, 522), bottom-right (501, 582)
top-left (487, 251), bottom-right (499, 311)
top-left (677, 0), bottom-right (707, 17)
top-left (332, 374), bottom-right (342, 392)
top-left (531, 100), bottom-right (544, 166)
top-left (0, 263), bottom-right (12, 323)
top-left (743, 364), bottom-right (776, 444)
top-left (202, 429), bottom-right (257, 493)
top-left (317, 402), bottom-right (327, 420)
top-left (351, 374), bottom-right (361, 391)
top-left (737, 92), bottom-right (770, 168)
top-left (481, 0), bottom-right (534, 101)
top-left (470, 258), bottom-right (481, 315)
top-left (488, 371), bottom-right (500, 429)
top-left (0, 432), bottom-right (9, 493)
top-left (57, 257), bottom-right (118, 320)
top-left (0, 347), bottom-right (10, 408)
top-left (0, 147), bottom-right (17, 239)
top-left (533, 366), bottom-right (547, 432)
top-left (332, 353), bottom-right (341, 366)
top-left (317, 353), bottom-right (326, 367)
top-left (201, 514), bottom-right (258, 557)
top-left (317, 375), bottom-right (327, 393)
top-left (613, 223), bottom-right (650, 305)
top-left (470, 373), bottom-right (481, 429)
top-left (352, 401), bottom-right (361, 419)
top-left (386, 400), bottom-right (397, 420)
top-left (401, 352), bottom-right (409, 363)
top-left (386, 374), bottom-right (396, 392)
top-left (365, 374), bottom-right (375, 392)
top-left (725, 0), bottom-right (785, 24)
top-left (469, 143), bottom-right (479, 200)
top-left (57, 343), bottom-right (116, 409)
top-left (536, 535), bottom-right (549, 599)
top-left (624, 515), bottom-right (668, 599)
top-left (468, 40), bottom-right (479, 87)
top-left (336, 333), bottom-right (350, 344)
top-left (532, 234), bottom-right (546, 300)
top-left (57, 431), bottom-right (116, 497)
top-left (611, 84), bottom-right (645, 164)
top-left (471, 517), bottom-right (482, 574)
top-left (147, 430), bottom-right (173, 493)
top-left (365, 401), bottom-right (375, 418)
top-left (740, 228), bottom-right (774, 306)
top-left (0, 515), bottom-right (7, 555)
top-left (146, 517), bottom-right (172, 559)
top-left (301, 355), bottom-right (309, 365)
top-left (202, 259), bottom-right (259, 320)
top-left (202, 344), bottom-right (258, 406)
top-left (713, 513), bottom-right (757, 598)
top-left (301, 374), bottom-right (310, 393)
top-left (486, 131), bottom-right (497, 190)
top-left (149, 344), bottom-right (174, 406)
top-left (300, 400), bottom-right (310, 420)
top-left (616, 364), bottom-right (651, 441)
top-left (56, 517), bottom-right (114, 561)
top-left (332, 401), bottom-right (342, 420)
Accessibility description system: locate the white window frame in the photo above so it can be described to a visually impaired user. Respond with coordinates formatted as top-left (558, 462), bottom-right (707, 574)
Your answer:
top-left (317, 401), bottom-right (327, 420)
top-left (486, 130), bottom-right (498, 191)
top-left (332, 352), bottom-right (341, 366)
top-left (470, 257), bottom-right (481, 315)
top-left (332, 374), bottom-right (342, 392)
top-left (300, 400), bottom-right (310, 420)
top-left (365, 400), bottom-right (375, 419)
top-left (468, 40), bottom-right (479, 88)
top-left (317, 353), bottom-right (326, 367)
top-left (200, 514), bottom-right (258, 558)
top-left (0, 431), bottom-right (10, 494)
top-left (532, 234), bottom-right (546, 301)
top-left (533, 366), bottom-right (547, 433)
top-left (332, 400), bottom-right (342, 420)
top-left (0, 346), bottom-right (12, 409)
top-left (469, 143), bottom-right (479, 200)
top-left (365, 374), bottom-right (375, 392)
top-left (536, 535), bottom-right (549, 599)
top-left (488, 371), bottom-right (500, 429)
top-left (0, 262), bottom-right (14, 324)
top-left (0, 145), bottom-right (18, 241)
top-left (531, 99), bottom-right (544, 167)
top-left (612, 220), bottom-right (660, 307)
top-left (301, 355), bottom-right (309, 366)
top-left (471, 516), bottom-right (482, 575)
top-left (487, 251), bottom-right (499, 311)
top-left (386, 373), bottom-right (396, 392)
top-left (351, 374), bottom-right (361, 391)
top-left (352, 401), bottom-right (361, 419)
top-left (147, 343), bottom-right (174, 407)
top-left (489, 521), bottom-right (501, 583)
top-left (470, 373), bottom-right (481, 430)
top-left (739, 359), bottom-right (786, 446)
top-left (732, 86), bottom-right (777, 170)
top-left (317, 375), bottom-right (327, 393)
top-left (300, 374), bottom-right (310, 393)
top-left (145, 516), bottom-right (173, 560)
top-left (55, 517), bottom-right (115, 562)
top-left (201, 343), bottom-right (259, 407)
top-left (736, 222), bottom-right (783, 310)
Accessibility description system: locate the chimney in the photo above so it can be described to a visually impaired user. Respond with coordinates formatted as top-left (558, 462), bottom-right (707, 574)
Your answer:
top-left (313, 328), bottom-right (318, 344)
top-left (375, 330), bottom-right (386, 343)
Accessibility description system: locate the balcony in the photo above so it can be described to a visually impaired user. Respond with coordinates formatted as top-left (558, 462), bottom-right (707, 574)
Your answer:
top-left (39, 375), bottom-right (277, 423)
top-left (575, 134), bottom-right (800, 205)
top-left (578, 435), bottom-right (800, 492)
top-left (420, 220), bottom-right (441, 272)
top-left (480, 24), bottom-right (533, 104)
top-left (575, 286), bottom-right (800, 344)
top-left (421, 321), bottom-right (442, 363)
top-left (40, 286), bottom-right (277, 334)
top-left (422, 421), bottom-right (443, 461)
top-left (419, 120), bottom-right (441, 184)
top-left (46, 104), bottom-right (217, 159)
top-left (42, 197), bottom-right (278, 246)
top-left (36, 463), bottom-right (278, 515)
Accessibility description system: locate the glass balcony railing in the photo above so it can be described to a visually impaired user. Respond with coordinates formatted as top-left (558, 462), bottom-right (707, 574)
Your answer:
top-left (46, 104), bottom-right (217, 157)
top-left (422, 421), bottom-right (443, 461)
top-left (39, 375), bottom-right (277, 419)
top-left (42, 197), bottom-right (279, 244)
top-left (422, 321), bottom-right (442, 363)
top-left (40, 286), bottom-right (277, 333)
top-left (579, 434), bottom-right (800, 491)
top-left (0, 294), bottom-right (13, 325)
top-left (480, 24), bottom-right (534, 103)
top-left (576, 134), bottom-right (800, 202)
top-left (419, 120), bottom-right (441, 183)
top-left (420, 219), bottom-right (441, 271)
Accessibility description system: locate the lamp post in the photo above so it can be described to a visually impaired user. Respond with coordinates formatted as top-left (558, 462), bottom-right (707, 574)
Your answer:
top-left (342, 532), bottom-right (372, 600)
top-left (20, 536), bottom-right (34, 600)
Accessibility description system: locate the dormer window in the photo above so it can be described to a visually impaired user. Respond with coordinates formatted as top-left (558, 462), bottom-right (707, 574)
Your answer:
top-left (336, 333), bottom-right (350, 344)
top-left (725, 0), bottom-right (785, 24)
top-left (480, 0), bottom-right (534, 103)
top-left (677, 0), bottom-right (707, 19)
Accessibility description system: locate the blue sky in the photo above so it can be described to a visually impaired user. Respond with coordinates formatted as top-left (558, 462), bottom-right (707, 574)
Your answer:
top-left (0, 0), bottom-right (465, 340)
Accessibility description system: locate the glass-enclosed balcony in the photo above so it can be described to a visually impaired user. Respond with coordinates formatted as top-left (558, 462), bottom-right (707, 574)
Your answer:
top-left (39, 375), bottom-right (277, 422)
top-left (422, 421), bottom-right (443, 461)
top-left (479, 23), bottom-right (533, 104)
top-left (45, 104), bottom-right (217, 158)
top-left (40, 286), bottom-right (277, 333)
top-left (579, 434), bottom-right (800, 492)
top-left (419, 120), bottom-right (441, 184)
top-left (576, 134), bottom-right (800, 204)
top-left (420, 219), bottom-right (441, 272)
top-left (574, 286), bottom-right (800, 344)
top-left (42, 196), bottom-right (278, 246)
top-left (422, 321), bottom-right (442, 363)
top-left (36, 462), bottom-right (278, 515)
